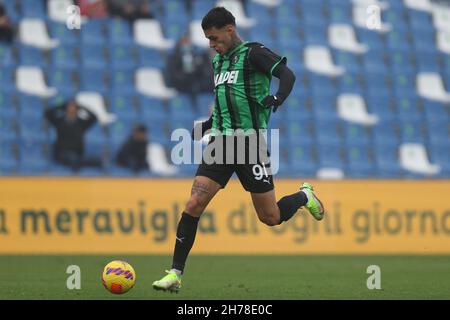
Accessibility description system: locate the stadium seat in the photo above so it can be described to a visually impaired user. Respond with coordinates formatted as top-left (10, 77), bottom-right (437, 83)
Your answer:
top-left (80, 19), bottom-right (107, 45)
top-left (19, 18), bottom-right (60, 50)
top-left (416, 72), bottom-right (450, 103)
top-left (47, 0), bottom-right (74, 23)
top-left (353, 5), bottom-right (392, 32)
top-left (399, 120), bottom-right (425, 143)
top-left (216, 0), bottom-right (256, 28)
top-left (432, 4), bottom-right (450, 31)
top-left (317, 143), bottom-right (344, 168)
top-left (189, 20), bottom-right (210, 49)
top-left (75, 91), bottom-right (117, 126)
top-left (50, 45), bottom-right (78, 69)
top-left (333, 51), bottom-right (362, 73)
top-left (136, 46), bottom-right (165, 69)
top-left (252, 0), bottom-right (283, 8)
top-left (0, 44), bottom-right (14, 67)
top-left (404, 0), bottom-right (433, 12)
top-left (289, 145), bottom-right (317, 176)
top-left (108, 18), bottom-right (133, 45)
top-left (16, 66), bottom-right (57, 98)
top-left (399, 142), bottom-right (441, 175)
top-left (304, 46), bottom-right (345, 76)
top-left (337, 94), bottom-right (379, 125)
top-left (80, 67), bottom-right (108, 94)
top-left (134, 19), bottom-right (174, 50)
top-left (109, 44), bottom-right (137, 70)
top-left (315, 119), bottom-right (342, 146)
top-left (437, 30), bottom-right (450, 55)
top-left (80, 44), bottom-right (107, 69)
top-left (135, 68), bottom-right (177, 100)
top-left (343, 122), bottom-right (371, 147)
top-left (108, 93), bottom-right (139, 123)
top-left (18, 44), bottom-right (47, 68)
top-left (372, 120), bottom-right (400, 147)
top-left (147, 143), bottom-right (178, 176)
top-left (374, 144), bottom-right (403, 177)
top-left (21, 0), bottom-right (46, 18)
top-left (47, 20), bottom-right (80, 46)
top-left (328, 24), bottom-right (368, 54)
top-left (346, 145), bottom-right (375, 177)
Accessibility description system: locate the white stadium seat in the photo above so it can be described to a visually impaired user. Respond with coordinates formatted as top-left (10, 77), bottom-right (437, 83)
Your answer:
top-left (304, 46), bottom-right (345, 77)
top-left (353, 5), bottom-right (392, 33)
top-left (337, 94), bottom-right (379, 125)
top-left (16, 66), bottom-right (57, 98)
top-left (399, 143), bottom-right (441, 175)
top-left (19, 18), bottom-right (60, 49)
top-left (75, 92), bottom-right (117, 126)
top-left (250, 0), bottom-right (282, 8)
top-left (135, 68), bottom-right (177, 100)
top-left (437, 30), bottom-right (450, 54)
top-left (48, 0), bottom-right (73, 23)
top-left (351, 0), bottom-right (389, 10)
top-left (147, 143), bottom-right (178, 176)
top-left (316, 168), bottom-right (345, 180)
top-left (216, 0), bottom-right (256, 28)
top-left (328, 24), bottom-right (369, 54)
top-left (134, 19), bottom-right (174, 50)
top-left (189, 20), bottom-right (210, 48)
top-left (432, 5), bottom-right (450, 32)
top-left (404, 0), bottom-right (433, 12)
top-left (416, 72), bottom-right (450, 103)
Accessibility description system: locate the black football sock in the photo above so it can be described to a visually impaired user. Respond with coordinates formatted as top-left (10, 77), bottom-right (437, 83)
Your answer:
top-left (277, 191), bottom-right (308, 224)
top-left (171, 212), bottom-right (200, 274)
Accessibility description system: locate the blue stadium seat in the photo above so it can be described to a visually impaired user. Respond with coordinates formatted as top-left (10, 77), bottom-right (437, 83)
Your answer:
top-left (328, 5), bottom-right (352, 23)
top-left (0, 117), bottom-right (17, 141)
top-left (0, 91), bottom-right (17, 115)
top-left (20, 0), bottom-right (46, 18)
top-left (192, 0), bottom-right (212, 20)
top-left (311, 94), bottom-right (338, 121)
top-left (399, 120), bottom-right (425, 143)
top-left (287, 120), bottom-right (315, 145)
top-left (18, 45), bottom-right (47, 67)
top-left (356, 29), bottom-right (385, 51)
top-left (315, 119), bottom-right (341, 145)
top-left (1, 0), bottom-right (20, 23)
top-left (427, 120), bottom-right (449, 146)
top-left (80, 67), bottom-right (108, 93)
top-left (18, 94), bottom-right (45, 119)
top-left (395, 94), bottom-right (422, 122)
top-left (343, 123), bottom-right (371, 147)
top-left (81, 44), bottom-right (107, 68)
top-left (289, 144), bottom-right (317, 176)
top-left (390, 72), bottom-right (416, 95)
top-left (362, 49), bottom-right (388, 75)
top-left (168, 95), bottom-right (195, 119)
top-left (346, 145), bottom-right (375, 177)
top-left (428, 142), bottom-right (450, 175)
top-left (423, 101), bottom-right (449, 125)
top-left (46, 66), bottom-right (78, 93)
top-left (303, 25), bottom-right (328, 46)
top-left (80, 19), bottom-right (107, 45)
top-left (333, 51), bottom-right (362, 73)
top-left (108, 18), bottom-right (133, 45)
top-left (0, 44), bottom-right (15, 67)
top-left (50, 45), bottom-right (78, 69)
top-left (372, 121), bottom-right (399, 147)
top-left (109, 69), bottom-right (135, 94)
top-left (47, 21), bottom-right (80, 46)
top-left (408, 10), bottom-right (434, 32)
top-left (374, 144), bottom-right (403, 178)
top-left (109, 119), bottom-right (134, 145)
top-left (386, 30), bottom-right (412, 51)
top-left (383, 10), bottom-right (409, 31)
top-left (136, 46), bottom-right (165, 69)
top-left (285, 94), bottom-right (312, 122)
top-left (317, 143), bottom-right (344, 168)
top-left (17, 142), bottom-right (48, 174)
top-left (415, 51), bottom-right (440, 73)
top-left (109, 93), bottom-right (139, 122)
top-left (337, 73), bottom-right (364, 94)
top-left (109, 44), bottom-right (137, 70)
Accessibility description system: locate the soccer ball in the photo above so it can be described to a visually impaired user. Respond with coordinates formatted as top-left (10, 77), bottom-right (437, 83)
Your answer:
top-left (102, 260), bottom-right (136, 294)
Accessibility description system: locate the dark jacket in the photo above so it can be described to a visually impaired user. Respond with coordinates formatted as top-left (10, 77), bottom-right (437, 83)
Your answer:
top-left (45, 104), bottom-right (97, 157)
top-left (116, 136), bottom-right (148, 171)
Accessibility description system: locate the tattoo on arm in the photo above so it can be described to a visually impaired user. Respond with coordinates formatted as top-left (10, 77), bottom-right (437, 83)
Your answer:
top-left (191, 182), bottom-right (210, 197)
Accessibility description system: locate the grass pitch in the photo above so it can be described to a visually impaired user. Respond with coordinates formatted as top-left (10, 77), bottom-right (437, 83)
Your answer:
top-left (1, 255), bottom-right (449, 299)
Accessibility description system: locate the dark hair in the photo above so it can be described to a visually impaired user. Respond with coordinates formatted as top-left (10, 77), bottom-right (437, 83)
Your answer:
top-left (201, 7), bottom-right (235, 30)
top-left (134, 124), bottom-right (147, 133)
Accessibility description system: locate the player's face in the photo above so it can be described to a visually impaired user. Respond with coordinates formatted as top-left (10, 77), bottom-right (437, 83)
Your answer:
top-left (204, 25), bottom-right (235, 55)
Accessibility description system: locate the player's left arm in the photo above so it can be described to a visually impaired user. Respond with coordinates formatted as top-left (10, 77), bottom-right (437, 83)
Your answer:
top-left (249, 44), bottom-right (296, 112)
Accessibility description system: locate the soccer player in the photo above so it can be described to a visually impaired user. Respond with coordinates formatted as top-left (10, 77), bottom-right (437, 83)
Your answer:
top-left (152, 7), bottom-right (324, 292)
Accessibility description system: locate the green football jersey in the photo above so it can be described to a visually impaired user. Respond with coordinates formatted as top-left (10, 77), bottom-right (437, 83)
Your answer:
top-left (211, 41), bottom-right (286, 135)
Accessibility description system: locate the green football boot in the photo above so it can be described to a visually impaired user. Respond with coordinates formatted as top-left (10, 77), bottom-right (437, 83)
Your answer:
top-left (152, 270), bottom-right (181, 293)
top-left (300, 182), bottom-right (325, 221)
